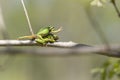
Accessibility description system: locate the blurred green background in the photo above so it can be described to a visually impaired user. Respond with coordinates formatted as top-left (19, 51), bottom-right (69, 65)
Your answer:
top-left (0, 0), bottom-right (120, 80)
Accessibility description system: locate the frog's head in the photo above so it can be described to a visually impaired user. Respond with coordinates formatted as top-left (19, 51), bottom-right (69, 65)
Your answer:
top-left (48, 26), bottom-right (54, 32)
top-left (49, 26), bottom-right (62, 33)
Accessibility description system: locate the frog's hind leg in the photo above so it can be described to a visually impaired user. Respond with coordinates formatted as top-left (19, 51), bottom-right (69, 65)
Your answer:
top-left (36, 35), bottom-right (44, 40)
top-left (18, 35), bottom-right (36, 40)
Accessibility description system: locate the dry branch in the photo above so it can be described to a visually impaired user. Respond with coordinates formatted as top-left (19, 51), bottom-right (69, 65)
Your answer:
top-left (0, 40), bottom-right (88, 47)
top-left (0, 40), bottom-right (120, 57)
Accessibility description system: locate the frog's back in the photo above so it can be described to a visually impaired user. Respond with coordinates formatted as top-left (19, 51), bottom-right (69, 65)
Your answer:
top-left (37, 27), bottom-right (49, 36)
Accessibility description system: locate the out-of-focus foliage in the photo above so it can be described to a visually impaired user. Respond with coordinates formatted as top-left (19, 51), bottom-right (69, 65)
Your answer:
top-left (92, 58), bottom-right (120, 80)
top-left (90, 0), bottom-right (120, 80)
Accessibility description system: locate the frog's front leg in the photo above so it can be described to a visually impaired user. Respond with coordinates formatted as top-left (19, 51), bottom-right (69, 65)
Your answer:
top-left (35, 38), bottom-right (53, 45)
top-left (46, 34), bottom-right (58, 43)
top-left (35, 38), bottom-right (46, 45)
top-left (35, 35), bottom-right (56, 45)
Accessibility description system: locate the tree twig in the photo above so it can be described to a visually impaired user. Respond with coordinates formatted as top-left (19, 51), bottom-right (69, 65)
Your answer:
top-left (0, 40), bottom-right (89, 47)
top-left (86, 6), bottom-right (111, 51)
top-left (111, 0), bottom-right (120, 17)
top-left (21, 0), bottom-right (34, 35)
top-left (0, 40), bottom-right (120, 57)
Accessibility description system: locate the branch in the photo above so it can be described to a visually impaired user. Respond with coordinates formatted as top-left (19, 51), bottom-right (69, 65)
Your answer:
top-left (111, 0), bottom-right (120, 17)
top-left (0, 40), bottom-right (120, 57)
top-left (21, 0), bottom-right (34, 35)
top-left (0, 40), bottom-right (89, 47)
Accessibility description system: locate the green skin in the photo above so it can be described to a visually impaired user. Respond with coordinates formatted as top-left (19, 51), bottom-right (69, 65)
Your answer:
top-left (36, 26), bottom-right (54, 41)
top-left (18, 26), bottom-right (60, 45)
top-left (35, 34), bottom-right (59, 45)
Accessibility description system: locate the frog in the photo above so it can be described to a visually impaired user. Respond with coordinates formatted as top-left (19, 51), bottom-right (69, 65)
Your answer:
top-left (18, 26), bottom-right (61, 45)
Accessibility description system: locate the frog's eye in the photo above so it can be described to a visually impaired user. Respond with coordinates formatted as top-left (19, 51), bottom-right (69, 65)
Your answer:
top-left (48, 26), bottom-right (54, 31)
top-left (49, 26), bottom-right (54, 30)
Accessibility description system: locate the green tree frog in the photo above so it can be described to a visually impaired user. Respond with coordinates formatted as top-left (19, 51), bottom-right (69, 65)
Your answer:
top-left (18, 26), bottom-right (61, 45)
